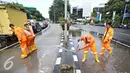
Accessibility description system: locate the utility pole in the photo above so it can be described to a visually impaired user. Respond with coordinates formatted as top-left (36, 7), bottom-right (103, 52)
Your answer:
top-left (64, 0), bottom-right (67, 44)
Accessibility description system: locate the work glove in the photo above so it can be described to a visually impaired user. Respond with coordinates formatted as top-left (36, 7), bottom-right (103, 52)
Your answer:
top-left (78, 39), bottom-right (80, 42)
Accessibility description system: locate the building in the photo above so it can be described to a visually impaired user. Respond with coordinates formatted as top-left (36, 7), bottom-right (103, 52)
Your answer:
top-left (83, 1), bottom-right (92, 17)
top-left (72, 7), bottom-right (83, 18)
top-left (78, 8), bottom-right (83, 18)
top-left (72, 7), bottom-right (78, 14)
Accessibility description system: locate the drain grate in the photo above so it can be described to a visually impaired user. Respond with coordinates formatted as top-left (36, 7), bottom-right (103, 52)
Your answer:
top-left (60, 64), bottom-right (74, 73)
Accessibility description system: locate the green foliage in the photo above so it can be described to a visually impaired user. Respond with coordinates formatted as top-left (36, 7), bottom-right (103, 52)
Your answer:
top-left (2, 3), bottom-right (26, 12)
top-left (91, 8), bottom-right (97, 17)
top-left (102, 0), bottom-right (130, 25)
top-left (49, 0), bottom-right (71, 22)
top-left (70, 13), bottom-right (78, 20)
top-left (25, 7), bottom-right (45, 21)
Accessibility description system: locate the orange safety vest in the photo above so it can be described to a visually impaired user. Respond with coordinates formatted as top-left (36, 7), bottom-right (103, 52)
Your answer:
top-left (103, 27), bottom-right (114, 42)
top-left (80, 34), bottom-right (95, 45)
top-left (28, 25), bottom-right (35, 37)
top-left (13, 27), bottom-right (27, 42)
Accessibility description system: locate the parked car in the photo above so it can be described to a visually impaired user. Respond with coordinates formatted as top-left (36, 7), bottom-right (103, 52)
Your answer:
top-left (43, 20), bottom-right (49, 27)
top-left (35, 22), bottom-right (42, 32)
top-left (120, 24), bottom-right (130, 29)
top-left (28, 21), bottom-right (42, 33)
top-left (39, 22), bottom-right (46, 29)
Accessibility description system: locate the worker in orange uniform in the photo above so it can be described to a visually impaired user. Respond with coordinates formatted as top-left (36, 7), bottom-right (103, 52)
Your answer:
top-left (24, 22), bottom-right (37, 52)
top-left (100, 22), bottom-right (114, 55)
top-left (9, 24), bottom-right (28, 59)
top-left (24, 23), bottom-right (34, 54)
top-left (77, 34), bottom-right (100, 63)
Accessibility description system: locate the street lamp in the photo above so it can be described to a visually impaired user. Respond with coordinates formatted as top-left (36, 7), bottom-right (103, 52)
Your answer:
top-left (121, 0), bottom-right (129, 25)
top-left (64, 0), bottom-right (68, 44)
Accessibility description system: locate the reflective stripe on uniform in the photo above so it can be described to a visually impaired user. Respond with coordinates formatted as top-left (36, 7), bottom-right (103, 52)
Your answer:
top-left (18, 32), bottom-right (25, 38)
top-left (102, 47), bottom-right (105, 50)
top-left (84, 51), bottom-right (88, 53)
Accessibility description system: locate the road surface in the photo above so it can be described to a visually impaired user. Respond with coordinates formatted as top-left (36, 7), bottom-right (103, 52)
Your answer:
top-left (70, 26), bottom-right (130, 73)
top-left (0, 24), bottom-right (62, 73)
top-left (73, 24), bottom-right (130, 46)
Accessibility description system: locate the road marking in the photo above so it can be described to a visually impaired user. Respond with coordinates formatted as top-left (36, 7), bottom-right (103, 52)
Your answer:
top-left (69, 38), bottom-right (72, 41)
top-left (61, 37), bottom-right (64, 39)
top-left (113, 39), bottom-right (130, 48)
top-left (71, 47), bottom-right (75, 50)
top-left (70, 42), bottom-right (73, 45)
top-left (61, 39), bottom-right (64, 42)
top-left (60, 43), bottom-right (63, 46)
top-left (0, 42), bottom-right (19, 52)
top-left (73, 55), bottom-right (78, 62)
top-left (76, 70), bottom-right (81, 73)
top-left (118, 32), bottom-right (130, 37)
top-left (4, 56), bottom-right (15, 70)
top-left (59, 49), bottom-right (63, 53)
top-left (55, 58), bottom-right (61, 65)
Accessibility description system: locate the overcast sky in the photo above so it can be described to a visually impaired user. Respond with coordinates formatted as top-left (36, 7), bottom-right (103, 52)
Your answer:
top-left (3, 0), bottom-right (108, 18)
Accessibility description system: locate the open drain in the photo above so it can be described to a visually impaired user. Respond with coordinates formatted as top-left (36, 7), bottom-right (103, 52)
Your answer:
top-left (60, 64), bottom-right (74, 73)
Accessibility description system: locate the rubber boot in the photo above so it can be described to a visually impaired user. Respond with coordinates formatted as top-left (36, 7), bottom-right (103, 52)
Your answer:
top-left (32, 44), bottom-right (38, 52)
top-left (28, 46), bottom-right (33, 54)
top-left (82, 53), bottom-right (87, 63)
top-left (108, 47), bottom-right (112, 54)
top-left (21, 50), bottom-right (28, 59)
top-left (95, 55), bottom-right (100, 63)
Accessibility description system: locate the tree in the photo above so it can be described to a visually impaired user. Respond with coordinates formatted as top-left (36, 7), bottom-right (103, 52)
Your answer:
top-left (91, 8), bottom-right (97, 17)
top-left (49, 0), bottom-right (71, 22)
top-left (70, 13), bottom-right (78, 20)
top-left (102, 0), bottom-right (130, 25)
top-left (25, 7), bottom-right (45, 21)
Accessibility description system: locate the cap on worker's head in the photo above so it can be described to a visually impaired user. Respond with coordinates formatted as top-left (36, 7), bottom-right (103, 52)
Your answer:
top-left (9, 24), bottom-right (14, 27)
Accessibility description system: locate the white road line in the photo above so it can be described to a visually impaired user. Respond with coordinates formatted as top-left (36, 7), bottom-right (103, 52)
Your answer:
top-left (69, 38), bottom-right (72, 41)
top-left (113, 39), bottom-right (130, 48)
top-left (0, 42), bottom-right (19, 52)
top-left (76, 69), bottom-right (81, 73)
top-left (59, 49), bottom-right (63, 53)
top-left (61, 39), bottom-right (64, 42)
top-left (60, 43), bottom-right (63, 46)
top-left (71, 47), bottom-right (75, 50)
top-left (55, 58), bottom-right (61, 65)
top-left (73, 55), bottom-right (78, 62)
top-left (70, 42), bottom-right (73, 45)
top-left (61, 37), bottom-right (64, 39)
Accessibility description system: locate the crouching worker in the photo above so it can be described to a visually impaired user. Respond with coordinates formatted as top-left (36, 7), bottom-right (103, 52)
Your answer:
top-left (77, 34), bottom-right (100, 63)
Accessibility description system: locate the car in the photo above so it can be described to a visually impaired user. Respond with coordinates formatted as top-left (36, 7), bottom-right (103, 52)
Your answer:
top-left (39, 22), bottom-right (46, 29)
top-left (43, 20), bottom-right (49, 27)
top-left (28, 21), bottom-right (42, 33)
top-left (35, 22), bottom-right (42, 32)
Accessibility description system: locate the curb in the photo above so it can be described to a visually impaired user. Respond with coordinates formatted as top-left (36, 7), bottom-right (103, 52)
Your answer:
top-left (53, 34), bottom-right (64, 73)
top-left (0, 24), bottom-right (50, 52)
top-left (69, 38), bottom-right (81, 73)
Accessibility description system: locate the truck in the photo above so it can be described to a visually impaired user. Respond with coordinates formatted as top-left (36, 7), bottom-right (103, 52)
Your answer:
top-left (0, 5), bottom-right (27, 48)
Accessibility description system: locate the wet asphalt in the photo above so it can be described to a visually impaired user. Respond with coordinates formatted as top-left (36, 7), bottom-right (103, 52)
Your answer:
top-left (0, 24), bottom-right (62, 73)
top-left (70, 26), bottom-right (130, 73)
top-left (73, 24), bottom-right (130, 45)
top-left (0, 24), bottom-right (130, 73)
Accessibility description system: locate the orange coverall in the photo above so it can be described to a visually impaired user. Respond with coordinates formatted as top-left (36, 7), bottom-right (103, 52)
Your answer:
top-left (100, 27), bottom-right (114, 55)
top-left (28, 25), bottom-right (37, 51)
top-left (13, 27), bottom-right (28, 58)
top-left (80, 34), bottom-right (99, 63)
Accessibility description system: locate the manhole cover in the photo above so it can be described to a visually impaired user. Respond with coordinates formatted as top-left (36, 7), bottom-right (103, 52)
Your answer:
top-left (60, 64), bottom-right (74, 73)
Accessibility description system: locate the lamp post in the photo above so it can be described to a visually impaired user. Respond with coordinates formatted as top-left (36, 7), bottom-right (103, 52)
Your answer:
top-left (121, 0), bottom-right (129, 25)
top-left (64, 0), bottom-right (68, 45)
